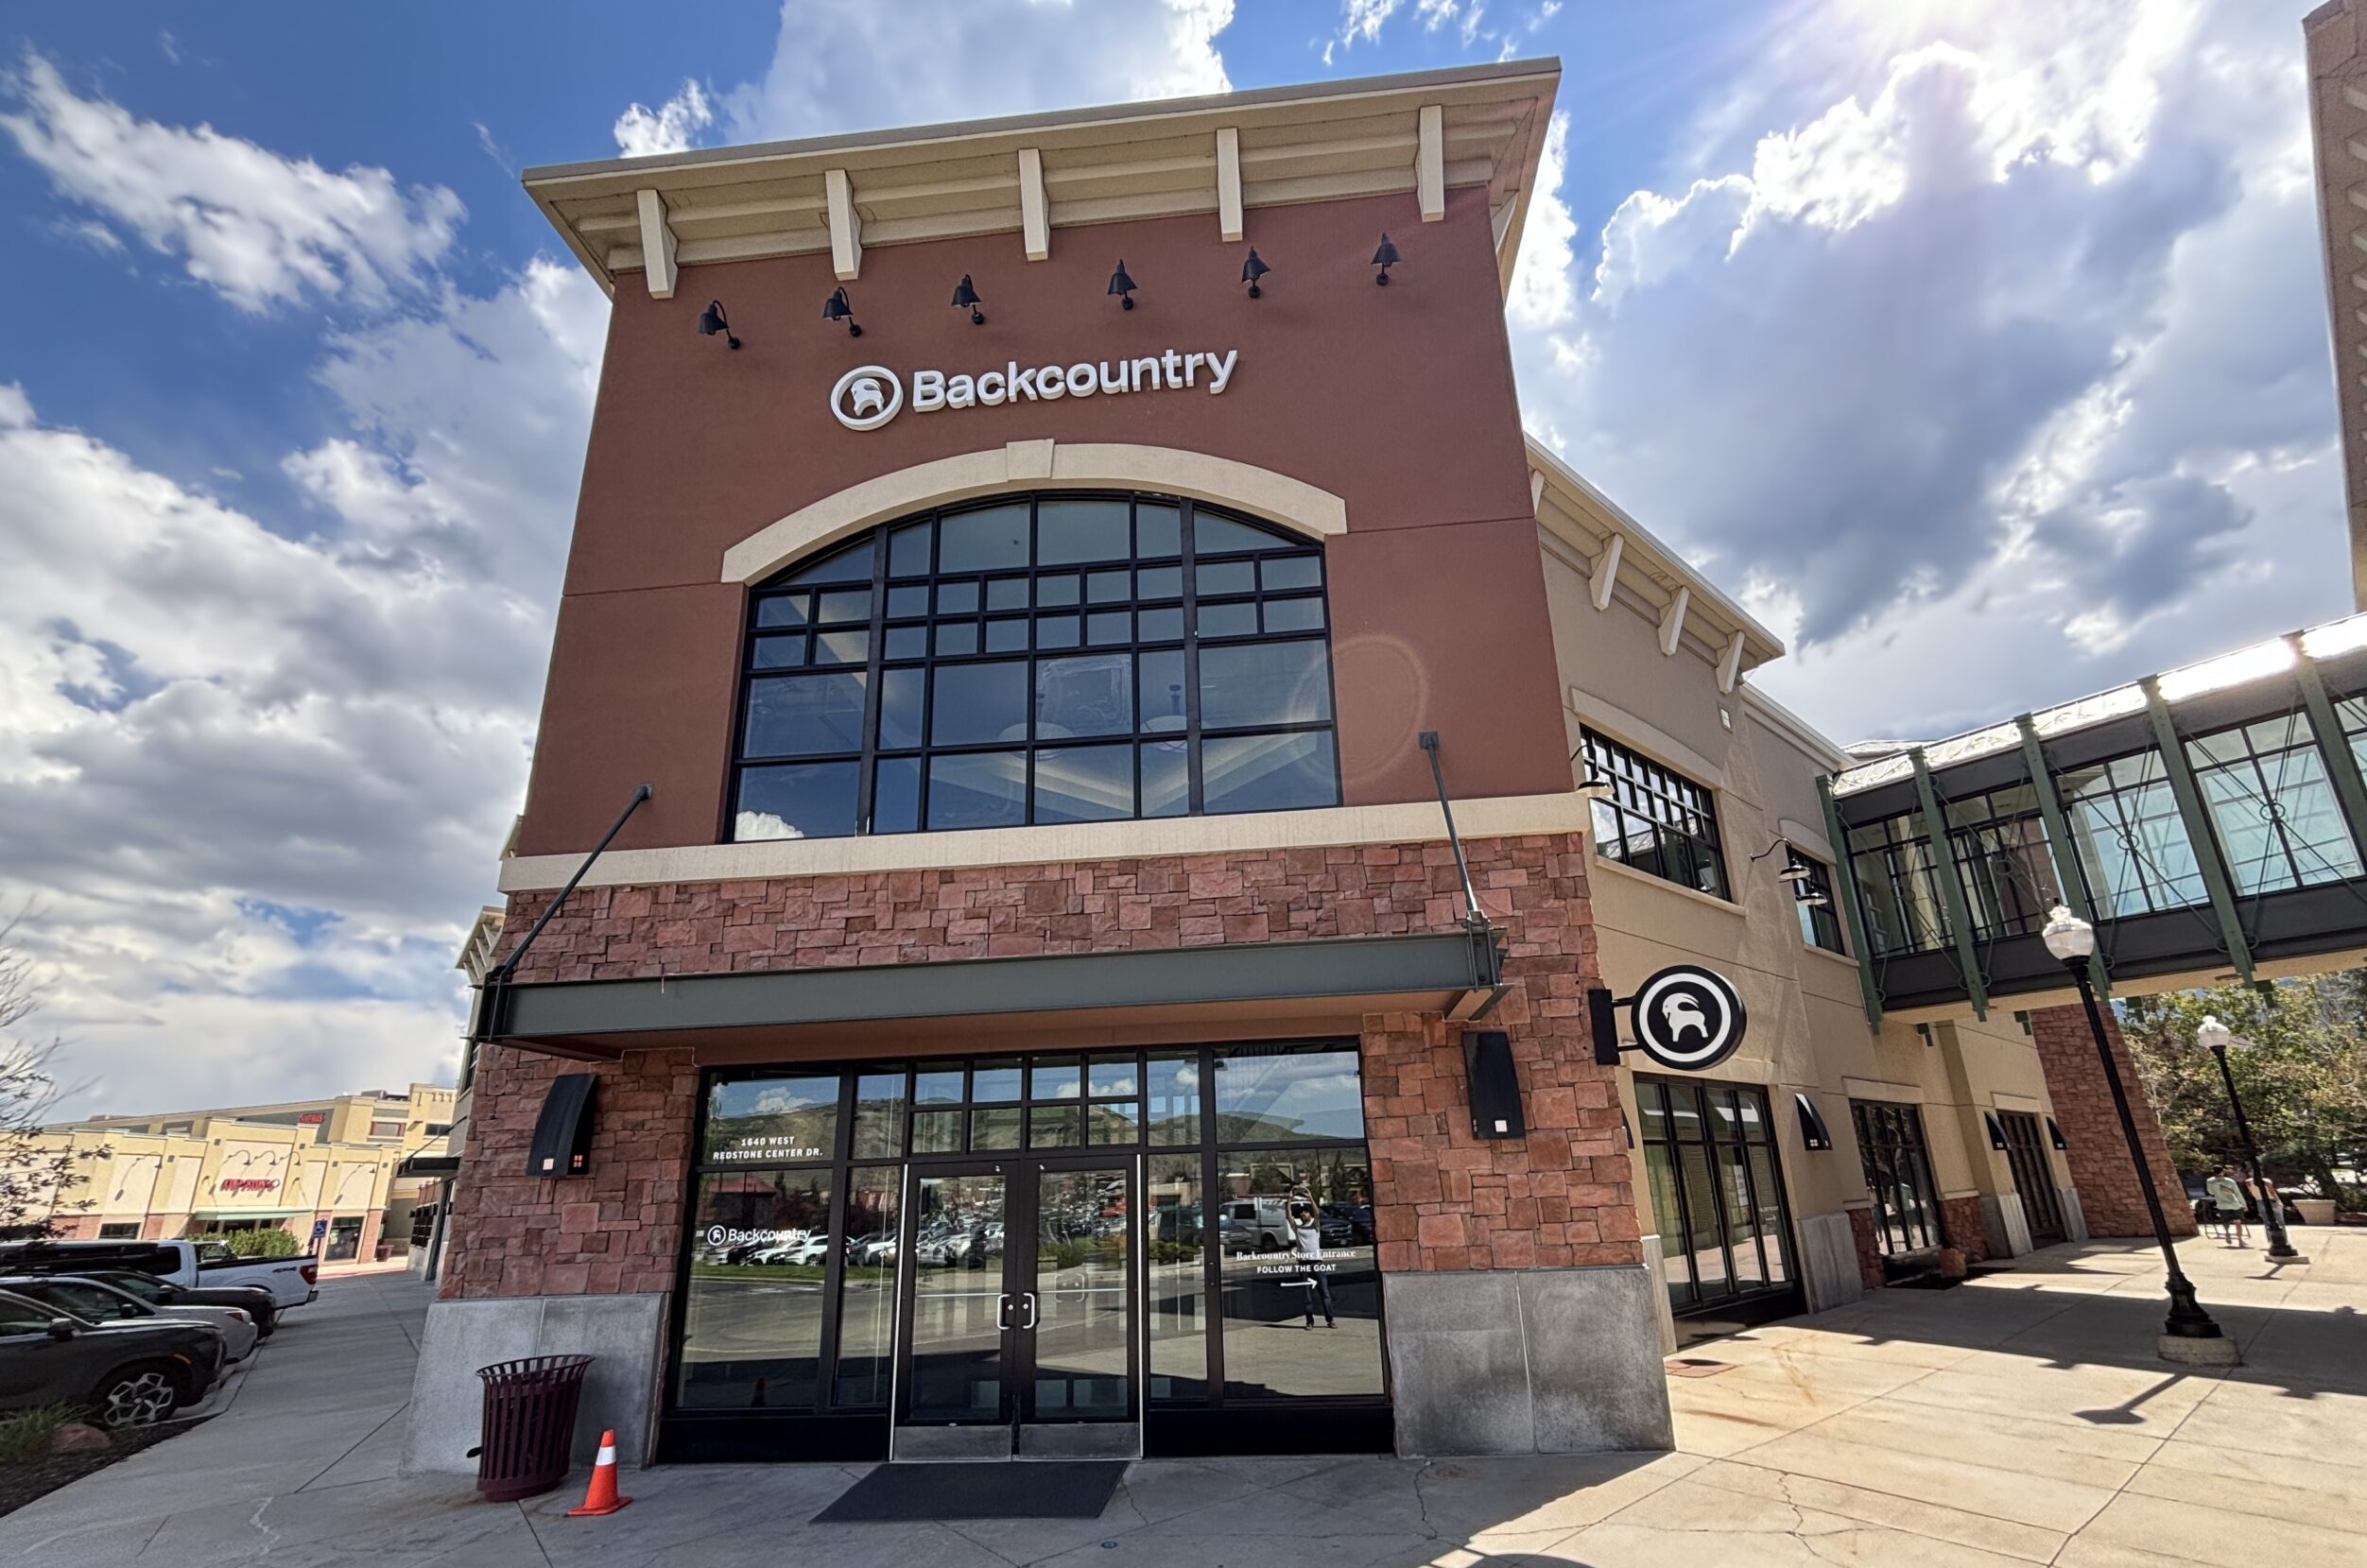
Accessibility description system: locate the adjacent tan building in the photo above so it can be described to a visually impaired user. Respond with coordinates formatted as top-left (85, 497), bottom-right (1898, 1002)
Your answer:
top-left (24, 1083), bottom-right (456, 1263)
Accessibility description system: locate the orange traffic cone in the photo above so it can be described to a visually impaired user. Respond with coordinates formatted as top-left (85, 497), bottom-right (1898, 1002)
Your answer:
top-left (565, 1429), bottom-right (632, 1517)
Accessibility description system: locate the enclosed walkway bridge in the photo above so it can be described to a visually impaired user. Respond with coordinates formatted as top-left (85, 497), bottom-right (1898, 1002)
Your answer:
top-left (1821, 612), bottom-right (2367, 1024)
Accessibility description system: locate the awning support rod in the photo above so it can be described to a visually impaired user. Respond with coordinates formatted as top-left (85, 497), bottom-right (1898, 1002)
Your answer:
top-left (1418, 731), bottom-right (1487, 932)
top-left (471, 784), bottom-right (651, 1043)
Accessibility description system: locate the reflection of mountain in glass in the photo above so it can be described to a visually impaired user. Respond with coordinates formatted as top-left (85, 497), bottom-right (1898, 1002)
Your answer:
top-left (705, 1075), bottom-right (838, 1162)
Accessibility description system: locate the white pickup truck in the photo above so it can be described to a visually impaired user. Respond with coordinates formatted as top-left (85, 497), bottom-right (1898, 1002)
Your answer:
top-left (0, 1238), bottom-right (319, 1311)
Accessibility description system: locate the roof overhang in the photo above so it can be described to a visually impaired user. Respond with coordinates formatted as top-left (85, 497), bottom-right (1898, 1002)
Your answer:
top-left (476, 929), bottom-right (1506, 1061)
top-left (523, 59), bottom-right (1561, 299)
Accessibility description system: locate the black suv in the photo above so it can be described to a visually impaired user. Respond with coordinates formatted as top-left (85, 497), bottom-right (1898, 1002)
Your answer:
top-left (0, 1287), bottom-right (225, 1426)
top-left (74, 1268), bottom-right (278, 1338)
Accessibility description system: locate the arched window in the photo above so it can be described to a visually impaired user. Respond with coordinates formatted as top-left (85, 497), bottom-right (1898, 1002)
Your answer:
top-left (731, 492), bottom-right (1339, 841)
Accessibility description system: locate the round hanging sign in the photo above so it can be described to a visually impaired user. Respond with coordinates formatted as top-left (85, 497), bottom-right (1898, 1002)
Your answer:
top-left (1628, 964), bottom-right (1747, 1072)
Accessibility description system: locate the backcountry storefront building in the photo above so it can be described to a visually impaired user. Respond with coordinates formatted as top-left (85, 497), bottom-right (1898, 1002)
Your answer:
top-left (405, 60), bottom-right (2140, 1473)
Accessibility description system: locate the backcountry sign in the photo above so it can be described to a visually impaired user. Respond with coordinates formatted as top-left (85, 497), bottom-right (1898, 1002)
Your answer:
top-left (1588, 964), bottom-right (1749, 1074)
top-left (831, 348), bottom-right (1240, 430)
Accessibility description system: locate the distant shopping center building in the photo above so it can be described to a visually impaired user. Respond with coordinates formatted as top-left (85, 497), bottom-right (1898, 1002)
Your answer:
top-left (23, 1083), bottom-right (454, 1263)
top-left (406, 59), bottom-right (2367, 1471)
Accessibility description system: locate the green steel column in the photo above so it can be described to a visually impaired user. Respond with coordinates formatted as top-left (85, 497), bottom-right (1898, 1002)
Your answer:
top-left (2291, 636), bottom-right (2367, 866)
top-left (2015, 715), bottom-right (2111, 999)
top-left (2140, 676), bottom-right (2255, 986)
top-left (1818, 774), bottom-right (1885, 1026)
top-left (1910, 749), bottom-right (1989, 1021)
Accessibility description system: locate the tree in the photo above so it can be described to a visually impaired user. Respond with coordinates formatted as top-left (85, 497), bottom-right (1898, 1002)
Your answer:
top-left (2120, 968), bottom-right (2367, 1210)
top-left (0, 916), bottom-right (107, 1239)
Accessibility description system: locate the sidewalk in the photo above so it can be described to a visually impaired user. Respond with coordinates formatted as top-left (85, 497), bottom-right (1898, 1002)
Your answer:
top-left (3, 1232), bottom-right (2360, 1566)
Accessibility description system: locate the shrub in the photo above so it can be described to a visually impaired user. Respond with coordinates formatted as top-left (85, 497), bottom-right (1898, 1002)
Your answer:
top-left (223, 1226), bottom-right (302, 1259)
top-left (0, 1404), bottom-right (91, 1463)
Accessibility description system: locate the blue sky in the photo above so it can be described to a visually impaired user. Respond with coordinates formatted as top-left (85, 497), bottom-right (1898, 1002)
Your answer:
top-left (0, 1), bottom-right (2341, 1114)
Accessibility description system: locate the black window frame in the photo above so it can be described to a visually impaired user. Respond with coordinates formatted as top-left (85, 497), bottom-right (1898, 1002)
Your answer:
top-left (1844, 811), bottom-right (1953, 956)
top-left (1938, 782), bottom-right (2068, 942)
top-left (1636, 1077), bottom-right (1798, 1317)
top-left (2184, 711), bottom-right (2364, 897)
top-left (1581, 729), bottom-right (1729, 899)
top-left (1786, 852), bottom-right (1846, 955)
top-left (1850, 1099), bottom-right (1944, 1256)
top-left (727, 491), bottom-right (1341, 843)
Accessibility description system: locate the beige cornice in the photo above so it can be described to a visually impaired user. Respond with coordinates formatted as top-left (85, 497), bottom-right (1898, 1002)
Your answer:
top-left (497, 787), bottom-right (1593, 893)
top-left (526, 60), bottom-right (1559, 300)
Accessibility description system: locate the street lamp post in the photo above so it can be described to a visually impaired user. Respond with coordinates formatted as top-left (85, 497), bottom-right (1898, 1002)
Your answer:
top-left (2040, 906), bottom-right (2232, 1358)
top-left (2195, 1015), bottom-right (2298, 1261)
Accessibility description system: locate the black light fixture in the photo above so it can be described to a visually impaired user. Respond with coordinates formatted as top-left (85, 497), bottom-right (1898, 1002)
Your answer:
top-left (951, 274), bottom-right (984, 324)
top-left (1794, 1093), bottom-right (1834, 1151)
top-left (696, 300), bottom-right (740, 350)
top-left (1372, 232), bottom-right (1400, 284)
top-left (822, 286), bottom-right (861, 336)
top-left (1983, 1111), bottom-right (2010, 1151)
top-left (2047, 1116), bottom-right (2068, 1150)
top-left (1240, 248), bottom-right (1270, 299)
top-left (1108, 259), bottom-right (1137, 309)
top-left (1751, 836), bottom-right (1814, 883)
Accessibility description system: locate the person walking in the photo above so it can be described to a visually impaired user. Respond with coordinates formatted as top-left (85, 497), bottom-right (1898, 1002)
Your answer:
top-left (2203, 1165), bottom-right (2249, 1247)
top-left (1286, 1186), bottom-right (1336, 1330)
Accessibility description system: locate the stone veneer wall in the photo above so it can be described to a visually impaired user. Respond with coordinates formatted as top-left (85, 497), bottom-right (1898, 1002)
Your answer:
top-left (1846, 1206), bottom-right (1885, 1290)
top-left (1939, 1195), bottom-right (1991, 1264)
top-left (441, 829), bottom-right (1639, 1301)
top-left (2028, 1003), bottom-right (2195, 1240)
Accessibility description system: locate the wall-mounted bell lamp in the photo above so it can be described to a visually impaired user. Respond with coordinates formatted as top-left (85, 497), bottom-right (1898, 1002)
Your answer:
top-left (951, 274), bottom-right (984, 324)
top-left (822, 286), bottom-right (862, 336)
top-left (1108, 259), bottom-right (1138, 310)
top-left (696, 300), bottom-right (740, 350)
top-left (1372, 233), bottom-right (1401, 284)
top-left (1567, 743), bottom-right (1614, 801)
top-left (1751, 836), bottom-right (1812, 883)
top-left (1241, 248), bottom-right (1270, 299)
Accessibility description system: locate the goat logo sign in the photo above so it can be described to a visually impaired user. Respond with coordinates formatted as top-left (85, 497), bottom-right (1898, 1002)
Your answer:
top-left (830, 365), bottom-right (904, 430)
top-left (1629, 965), bottom-right (1747, 1072)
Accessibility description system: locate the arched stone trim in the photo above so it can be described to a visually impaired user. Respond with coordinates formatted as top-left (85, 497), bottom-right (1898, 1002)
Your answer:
top-left (719, 439), bottom-right (1349, 584)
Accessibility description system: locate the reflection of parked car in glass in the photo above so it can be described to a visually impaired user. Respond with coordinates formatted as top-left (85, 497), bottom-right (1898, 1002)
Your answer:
top-left (1219, 1198), bottom-right (1293, 1252)
top-left (1320, 1202), bottom-right (1374, 1247)
top-left (1152, 1209), bottom-right (1202, 1247)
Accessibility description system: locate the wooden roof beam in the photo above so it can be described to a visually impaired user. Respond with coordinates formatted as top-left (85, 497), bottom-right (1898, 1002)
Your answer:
top-left (824, 168), bottom-right (862, 281)
top-left (634, 188), bottom-right (677, 300)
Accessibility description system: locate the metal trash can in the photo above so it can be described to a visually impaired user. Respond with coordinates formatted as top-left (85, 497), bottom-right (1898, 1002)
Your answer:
top-left (470, 1354), bottom-right (595, 1501)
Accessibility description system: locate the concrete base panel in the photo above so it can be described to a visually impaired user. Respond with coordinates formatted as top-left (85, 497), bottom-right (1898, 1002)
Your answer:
top-left (1385, 1265), bottom-right (1674, 1456)
top-left (2059, 1185), bottom-right (2089, 1243)
top-left (1796, 1211), bottom-right (1864, 1314)
top-left (1984, 1193), bottom-right (2034, 1258)
top-left (400, 1293), bottom-right (668, 1476)
top-left (2158, 1333), bottom-right (2242, 1367)
top-left (1637, 1239), bottom-right (1680, 1355)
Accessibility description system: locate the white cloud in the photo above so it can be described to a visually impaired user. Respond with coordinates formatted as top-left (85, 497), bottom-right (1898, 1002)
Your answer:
top-left (724, 0), bottom-right (1231, 142)
top-left (0, 53), bottom-right (461, 313)
top-left (613, 78), bottom-right (714, 158)
top-left (1511, 0), bottom-right (2341, 742)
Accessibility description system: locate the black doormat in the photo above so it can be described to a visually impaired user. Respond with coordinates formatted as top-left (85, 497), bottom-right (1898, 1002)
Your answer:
top-left (813, 1460), bottom-right (1128, 1522)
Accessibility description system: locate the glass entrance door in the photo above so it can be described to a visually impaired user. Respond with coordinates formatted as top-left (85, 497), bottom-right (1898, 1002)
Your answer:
top-left (896, 1158), bottom-right (1136, 1448)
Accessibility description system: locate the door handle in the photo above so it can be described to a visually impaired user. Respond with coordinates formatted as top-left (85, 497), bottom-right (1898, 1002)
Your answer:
top-left (996, 1293), bottom-right (1011, 1331)
top-left (1020, 1291), bottom-right (1038, 1331)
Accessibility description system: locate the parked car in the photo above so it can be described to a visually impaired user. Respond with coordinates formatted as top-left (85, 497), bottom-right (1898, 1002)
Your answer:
top-left (0, 1239), bottom-right (316, 1311)
top-left (78, 1268), bottom-right (279, 1339)
top-left (0, 1287), bottom-right (225, 1427)
top-left (0, 1274), bottom-right (258, 1362)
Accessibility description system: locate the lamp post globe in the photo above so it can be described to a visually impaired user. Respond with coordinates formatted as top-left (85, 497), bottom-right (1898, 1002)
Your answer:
top-left (2039, 907), bottom-right (2229, 1356)
top-left (2196, 1015), bottom-right (2298, 1261)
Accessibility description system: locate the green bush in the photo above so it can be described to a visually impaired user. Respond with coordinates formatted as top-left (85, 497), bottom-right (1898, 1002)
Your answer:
top-left (223, 1227), bottom-right (302, 1259)
top-left (0, 1404), bottom-right (93, 1463)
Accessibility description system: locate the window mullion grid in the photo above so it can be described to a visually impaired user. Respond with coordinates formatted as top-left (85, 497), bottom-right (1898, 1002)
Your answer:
top-left (855, 536), bottom-right (890, 835)
top-left (1180, 499), bottom-right (1205, 815)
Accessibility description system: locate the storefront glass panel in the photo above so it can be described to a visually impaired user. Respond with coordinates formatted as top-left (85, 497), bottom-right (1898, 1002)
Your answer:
top-left (678, 1170), bottom-right (833, 1409)
top-left (1635, 1077), bottom-right (1800, 1331)
top-left (1215, 1146), bottom-right (1383, 1401)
